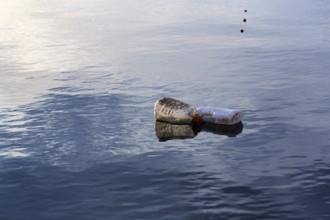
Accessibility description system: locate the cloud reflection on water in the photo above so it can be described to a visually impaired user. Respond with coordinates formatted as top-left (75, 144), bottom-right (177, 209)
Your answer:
top-left (0, 0), bottom-right (275, 111)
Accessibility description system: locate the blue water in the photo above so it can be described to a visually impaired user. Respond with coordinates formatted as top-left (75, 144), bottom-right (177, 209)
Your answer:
top-left (1, 0), bottom-right (330, 219)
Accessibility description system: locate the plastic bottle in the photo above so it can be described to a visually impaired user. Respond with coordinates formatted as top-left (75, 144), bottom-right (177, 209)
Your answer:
top-left (196, 106), bottom-right (243, 125)
top-left (154, 98), bottom-right (243, 125)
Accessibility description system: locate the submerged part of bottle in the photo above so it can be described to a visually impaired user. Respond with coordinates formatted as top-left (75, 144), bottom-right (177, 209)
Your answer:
top-left (196, 106), bottom-right (243, 125)
top-left (202, 121), bottom-right (243, 137)
top-left (154, 98), bottom-right (201, 125)
top-left (155, 120), bottom-right (243, 141)
top-left (155, 121), bottom-right (199, 142)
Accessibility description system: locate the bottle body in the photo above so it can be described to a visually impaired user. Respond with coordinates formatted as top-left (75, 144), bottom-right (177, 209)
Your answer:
top-left (154, 98), bottom-right (243, 125)
top-left (196, 106), bottom-right (243, 125)
top-left (154, 98), bottom-right (197, 124)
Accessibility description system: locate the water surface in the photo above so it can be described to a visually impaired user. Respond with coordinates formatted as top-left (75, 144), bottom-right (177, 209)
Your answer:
top-left (1, 0), bottom-right (330, 219)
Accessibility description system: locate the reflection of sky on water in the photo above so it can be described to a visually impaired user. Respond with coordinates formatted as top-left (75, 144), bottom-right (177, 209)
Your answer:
top-left (1, 0), bottom-right (329, 108)
top-left (0, 1), bottom-right (330, 218)
top-left (0, 0), bottom-right (329, 160)
top-left (1, 0), bottom-right (329, 163)
top-left (0, 93), bottom-right (150, 169)
top-left (0, 0), bottom-right (281, 108)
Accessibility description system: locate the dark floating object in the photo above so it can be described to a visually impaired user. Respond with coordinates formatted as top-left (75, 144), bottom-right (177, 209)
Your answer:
top-left (244, 9), bottom-right (247, 12)
top-left (243, 18), bottom-right (247, 22)
top-left (240, 29), bottom-right (244, 33)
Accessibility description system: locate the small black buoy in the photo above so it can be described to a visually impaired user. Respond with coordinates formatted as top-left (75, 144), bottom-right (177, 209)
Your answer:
top-left (244, 9), bottom-right (247, 12)
top-left (243, 18), bottom-right (247, 22)
top-left (240, 29), bottom-right (244, 33)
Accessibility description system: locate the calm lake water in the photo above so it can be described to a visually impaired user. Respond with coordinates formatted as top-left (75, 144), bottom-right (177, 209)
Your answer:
top-left (1, 0), bottom-right (330, 219)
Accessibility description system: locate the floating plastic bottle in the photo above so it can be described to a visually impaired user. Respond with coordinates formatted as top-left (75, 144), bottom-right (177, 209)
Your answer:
top-left (154, 98), bottom-right (243, 126)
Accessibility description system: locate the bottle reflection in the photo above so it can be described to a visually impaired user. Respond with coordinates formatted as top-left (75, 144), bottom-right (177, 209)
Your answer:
top-left (155, 120), bottom-right (243, 142)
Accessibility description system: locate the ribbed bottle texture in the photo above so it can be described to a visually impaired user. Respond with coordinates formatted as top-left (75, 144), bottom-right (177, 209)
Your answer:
top-left (154, 98), bottom-right (197, 124)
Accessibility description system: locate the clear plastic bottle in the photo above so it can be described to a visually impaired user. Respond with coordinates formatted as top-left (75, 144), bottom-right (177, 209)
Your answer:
top-left (154, 98), bottom-right (243, 125)
top-left (196, 106), bottom-right (243, 125)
